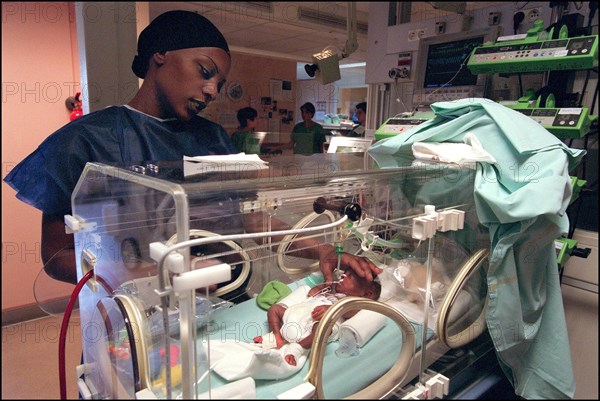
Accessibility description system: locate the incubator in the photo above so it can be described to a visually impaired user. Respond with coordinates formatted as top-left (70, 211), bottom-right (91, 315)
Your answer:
top-left (71, 152), bottom-right (491, 399)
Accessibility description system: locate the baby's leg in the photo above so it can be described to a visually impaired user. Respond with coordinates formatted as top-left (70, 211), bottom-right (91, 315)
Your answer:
top-left (284, 354), bottom-right (297, 366)
top-left (280, 343), bottom-right (306, 366)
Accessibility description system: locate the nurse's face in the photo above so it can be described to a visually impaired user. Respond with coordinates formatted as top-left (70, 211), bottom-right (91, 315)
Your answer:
top-left (154, 47), bottom-right (231, 121)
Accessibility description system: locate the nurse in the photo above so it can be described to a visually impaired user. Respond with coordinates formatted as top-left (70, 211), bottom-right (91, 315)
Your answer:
top-left (4, 10), bottom-right (235, 284)
top-left (5, 10), bottom-right (381, 289)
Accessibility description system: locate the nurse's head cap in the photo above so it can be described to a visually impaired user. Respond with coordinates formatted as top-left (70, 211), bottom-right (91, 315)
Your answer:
top-left (132, 10), bottom-right (229, 79)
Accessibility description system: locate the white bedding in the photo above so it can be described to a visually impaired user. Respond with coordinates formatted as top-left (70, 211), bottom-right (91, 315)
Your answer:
top-left (207, 340), bottom-right (308, 381)
top-left (207, 284), bottom-right (387, 382)
top-left (201, 266), bottom-right (478, 398)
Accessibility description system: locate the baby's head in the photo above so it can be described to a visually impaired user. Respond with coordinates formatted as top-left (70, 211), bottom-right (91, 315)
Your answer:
top-left (336, 269), bottom-right (381, 301)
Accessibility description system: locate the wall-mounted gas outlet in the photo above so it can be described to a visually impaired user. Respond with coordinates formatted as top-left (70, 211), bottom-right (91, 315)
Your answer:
top-left (408, 28), bottom-right (426, 41)
top-left (390, 52), bottom-right (412, 80)
top-left (525, 7), bottom-right (541, 22)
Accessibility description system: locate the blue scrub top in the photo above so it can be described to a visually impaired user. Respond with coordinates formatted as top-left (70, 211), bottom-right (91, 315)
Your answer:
top-left (4, 105), bottom-right (237, 216)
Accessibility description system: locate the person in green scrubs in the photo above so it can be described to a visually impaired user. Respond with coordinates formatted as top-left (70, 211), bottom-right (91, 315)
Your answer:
top-left (231, 107), bottom-right (260, 154)
top-left (289, 102), bottom-right (327, 154)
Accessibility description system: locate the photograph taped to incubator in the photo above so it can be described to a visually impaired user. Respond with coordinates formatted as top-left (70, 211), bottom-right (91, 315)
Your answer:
top-left (71, 153), bottom-right (491, 399)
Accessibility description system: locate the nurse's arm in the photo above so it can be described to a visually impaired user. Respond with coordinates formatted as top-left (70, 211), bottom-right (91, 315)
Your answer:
top-left (41, 213), bottom-right (78, 284)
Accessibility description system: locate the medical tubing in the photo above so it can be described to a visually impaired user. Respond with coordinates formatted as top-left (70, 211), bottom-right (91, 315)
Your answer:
top-left (59, 269), bottom-right (95, 400)
top-left (166, 230), bottom-right (252, 298)
top-left (160, 292), bottom-right (172, 398)
top-left (332, 246), bottom-right (343, 292)
top-left (156, 215), bottom-right (349, 284)
top-left (411, 51), bottom-right (471, 114)
top-left (330, 224), bottom-right (345, 293)
top-left (276, 210), bottom-right (336, 274)
top-left (354, 230), bottom-right (405, 250)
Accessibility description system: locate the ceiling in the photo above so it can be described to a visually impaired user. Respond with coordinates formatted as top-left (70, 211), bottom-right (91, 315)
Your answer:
top-left (146, 2), bottom-right (497, 81)
top-left (148, 2), bottom-right (371, 65)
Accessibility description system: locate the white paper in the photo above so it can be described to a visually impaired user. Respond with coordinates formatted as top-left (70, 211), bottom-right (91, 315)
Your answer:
top-left (183, 153), bottom-right (268, 177)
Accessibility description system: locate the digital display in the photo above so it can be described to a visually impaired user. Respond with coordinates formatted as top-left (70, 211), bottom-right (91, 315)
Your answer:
top-left (423, 36), bottom-right (484, 88)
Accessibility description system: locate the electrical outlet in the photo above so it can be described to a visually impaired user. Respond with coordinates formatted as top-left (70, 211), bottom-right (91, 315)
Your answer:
top-left (417, 28), bottom-right (426, 38)
top-left (526, 7), bottom-right (541, 22)
top-left (488, 12), bottom-right (501, 26)
top-left (435, 22), bottom-right (446, 34)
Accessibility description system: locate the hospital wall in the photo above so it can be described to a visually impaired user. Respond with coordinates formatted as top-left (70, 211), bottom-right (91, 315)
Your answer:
top-left (2, 2), bottom-right (80, 321)
top-left (202, 51), bottom-right (298, 140)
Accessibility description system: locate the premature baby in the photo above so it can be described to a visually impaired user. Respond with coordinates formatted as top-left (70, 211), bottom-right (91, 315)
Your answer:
top-left (254, 269), bottom-right (381, 365)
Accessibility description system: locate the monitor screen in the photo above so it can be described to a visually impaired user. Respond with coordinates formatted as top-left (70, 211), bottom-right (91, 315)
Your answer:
top-left (423, 36), bottom-right (484, 88)
top-left (411, 28), bottom-right (495, 106)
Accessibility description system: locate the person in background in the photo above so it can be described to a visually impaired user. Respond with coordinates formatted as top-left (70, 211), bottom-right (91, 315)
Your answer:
top-left (350, 102), bottom-right (366, 137)
top-left (292, 102), bottom-right (327, 153)
top-left (4, 11), bottom-right (381, 290)
top-left (231, 106), bottom-right (260, 154)
top-left (271, 102), bottom-right (327, 154)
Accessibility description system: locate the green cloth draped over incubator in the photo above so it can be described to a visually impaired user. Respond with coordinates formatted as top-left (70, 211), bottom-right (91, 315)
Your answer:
top-left (369, 98), bottom-right (586, 400)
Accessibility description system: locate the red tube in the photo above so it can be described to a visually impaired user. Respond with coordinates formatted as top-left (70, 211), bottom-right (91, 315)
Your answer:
top-left (59, 270), bottom-right (94, 400)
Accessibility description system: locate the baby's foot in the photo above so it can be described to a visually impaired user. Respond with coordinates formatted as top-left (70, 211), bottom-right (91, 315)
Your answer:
top-left (284, 354), bottom-right (297, 366)
top-left (253, 335), bottom-right (263, 344)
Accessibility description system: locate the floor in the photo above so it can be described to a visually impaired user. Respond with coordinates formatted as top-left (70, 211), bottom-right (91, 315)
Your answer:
top-left (2, 311), bottom-right (81, 400)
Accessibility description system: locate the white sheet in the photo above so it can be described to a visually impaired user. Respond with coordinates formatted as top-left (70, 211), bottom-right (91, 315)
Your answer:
top-left (338, 309), bottom-right (388, 348)
top-left (207, 340), bottom-right (308, 381)
top-left (197, 377), bottom-right (256, 399)
top-left (412, 132), bottom-right (496, 168)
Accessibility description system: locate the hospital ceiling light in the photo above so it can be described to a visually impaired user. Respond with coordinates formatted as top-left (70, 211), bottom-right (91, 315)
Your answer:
top-left (303, 2), bottom-right (358, 85)
top-left (304, 47), bottom-right (341, 85)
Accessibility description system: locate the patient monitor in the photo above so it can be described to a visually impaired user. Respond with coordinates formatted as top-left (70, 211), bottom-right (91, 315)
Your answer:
top-left (71, 153), bottom-right (491, 399)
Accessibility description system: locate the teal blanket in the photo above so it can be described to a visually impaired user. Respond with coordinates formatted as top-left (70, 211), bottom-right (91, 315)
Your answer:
top-left (369, 98), bottom-right (586, 399)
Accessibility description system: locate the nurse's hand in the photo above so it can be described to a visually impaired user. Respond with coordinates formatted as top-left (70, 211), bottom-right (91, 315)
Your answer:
top-left (318, 244), bottom-right (382, 284)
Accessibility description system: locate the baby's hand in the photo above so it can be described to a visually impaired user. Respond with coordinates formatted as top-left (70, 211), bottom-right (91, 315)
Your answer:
top-left (253, 335), bottom-right (263, 344)
top-left (311, 305), bottom-right (330, 321)
top-left (284, 354), bottom-right (297, 366)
